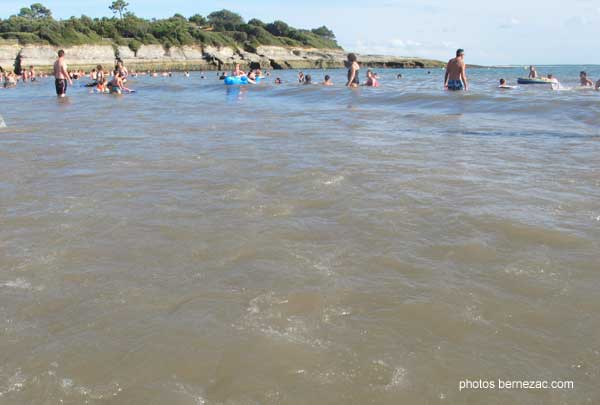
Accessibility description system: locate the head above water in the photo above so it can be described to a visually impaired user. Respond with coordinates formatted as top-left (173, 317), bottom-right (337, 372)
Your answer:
top-left (580, 71), bottom-right (587, 77)
top-left (324, 75), bottom-right (331, 81)
top-left (500, 78), bottom-right (506, 85)
top-left (305, 74), bottom-right (312, 83)
top-left (456, 49), bottom-right (465, 58)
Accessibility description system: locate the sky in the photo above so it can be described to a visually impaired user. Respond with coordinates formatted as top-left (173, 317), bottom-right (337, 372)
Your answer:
top-left (2, 0), bottom-right (600, 65)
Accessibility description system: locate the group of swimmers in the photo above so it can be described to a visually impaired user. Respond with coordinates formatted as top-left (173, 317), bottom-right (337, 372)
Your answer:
top-left (1, 65), bottom-right (49, 88)
top-left (291, 58), bottom-right (380, 87)
top-left (578, 70), bottom-right (600, 89)
top-left (496, 66), bottom-right (600, 90)
top-left (51, 50), bottom-right (135, 96)
top-left (444, 50), bottom-right (600, 91)
top-left (85, 59), bottom-right (133, 94)
top-left (3, 48), bottom-right (600, 95)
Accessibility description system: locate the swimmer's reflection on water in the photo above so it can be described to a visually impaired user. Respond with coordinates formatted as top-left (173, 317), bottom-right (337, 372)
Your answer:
top-left (226, 85), bottom-right (248, 103)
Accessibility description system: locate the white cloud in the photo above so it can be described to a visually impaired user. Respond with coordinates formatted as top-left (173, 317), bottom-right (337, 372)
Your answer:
top-left (499, 17), bottom-right (521, 29)
top-left (348, 38), bottom-right (455, 59)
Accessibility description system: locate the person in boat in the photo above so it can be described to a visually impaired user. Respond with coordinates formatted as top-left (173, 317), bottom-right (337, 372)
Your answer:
top-left (365, 69), bottom-right (380, 87)
top-left (528, 66), bottom-right (538, 79)
top-left (323, 75), bottom-right (333, 86)
top-left (444, 48), bottom-right (468, 91)
top-left (579, 71), bottom-right (593, 87)
top-left (345, 53), bottom-right (360, 88)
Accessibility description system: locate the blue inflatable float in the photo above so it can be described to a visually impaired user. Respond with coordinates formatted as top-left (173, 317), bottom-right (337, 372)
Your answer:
top-left (224, 76), bottom-right (263, 85)
top-left (517, 77), bottom-right (553, 85)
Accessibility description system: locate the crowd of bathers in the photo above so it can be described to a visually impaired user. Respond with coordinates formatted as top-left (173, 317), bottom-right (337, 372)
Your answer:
top-left (1, 65), bottom-right (49, 88)
top-left (2, 49), bottom-right (600, 94)
top-left (220, 54), bottom-right (381, 88)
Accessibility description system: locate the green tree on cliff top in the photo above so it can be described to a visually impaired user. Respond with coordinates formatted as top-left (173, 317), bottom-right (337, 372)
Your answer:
top-left (0, 4), bottom-right (341, 50)
top-left (207, 10), bottom-right (244, 31)
top-left (109, 0), bottom-right (129, 19)
top-left (19, 3), bottom-right (52, 19)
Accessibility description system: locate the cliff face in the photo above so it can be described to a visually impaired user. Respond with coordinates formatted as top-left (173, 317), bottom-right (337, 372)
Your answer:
top-left (0, 41), bottom-right (446, 72)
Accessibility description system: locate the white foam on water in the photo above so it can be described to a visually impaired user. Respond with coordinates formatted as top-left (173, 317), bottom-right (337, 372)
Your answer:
top-left (321, 306), bottom-right (351, 324)
top-left (368, 360), bottom-right (409, 391)
top-left (321, 175), bottom-right (345, 186)
top-left (1, 278), bottom-right (32, 290)
top-left (0, 370), bottom-right (27, 396)
top-left (385, 366), bottom-right (408, 390)
top-left (237, 292), bottom-right (330, 349)
top-left (463, 305), bottom-right (491, 326)
top-left (0, 115), bottom-right (5, 128)
top-left (58, 376), bottom-right (122, 400)
top-left (172, 381), bottom-right (206, 404)
top-left (60, 378), bottom-right (74, 390)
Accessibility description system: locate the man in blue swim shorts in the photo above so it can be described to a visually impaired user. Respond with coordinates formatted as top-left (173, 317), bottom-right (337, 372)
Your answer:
top-left (444, 49), bottom-right (468, 91)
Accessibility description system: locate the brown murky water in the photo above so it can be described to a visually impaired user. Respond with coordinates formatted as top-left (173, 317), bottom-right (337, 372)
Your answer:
top-left (1, 68), bottom-right (599, 404)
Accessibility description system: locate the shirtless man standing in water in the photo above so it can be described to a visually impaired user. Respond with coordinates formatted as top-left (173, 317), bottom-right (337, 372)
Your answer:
top-left (444, 49), bottom-right (468, 91)
top-left (53, 50), bottom-right (72, 97)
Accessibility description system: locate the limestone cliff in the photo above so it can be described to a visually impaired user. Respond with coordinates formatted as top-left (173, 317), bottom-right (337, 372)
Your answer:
top-left (0, 41), bottom-right (446, 72)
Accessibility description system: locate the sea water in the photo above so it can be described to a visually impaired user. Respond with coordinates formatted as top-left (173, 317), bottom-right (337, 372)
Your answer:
top-left (0, 66), bottom-right (599, 404)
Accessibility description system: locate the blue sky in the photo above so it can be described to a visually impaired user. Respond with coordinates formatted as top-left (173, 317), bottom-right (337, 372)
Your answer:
top-left (2, 0), bottom-right (600, 65)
